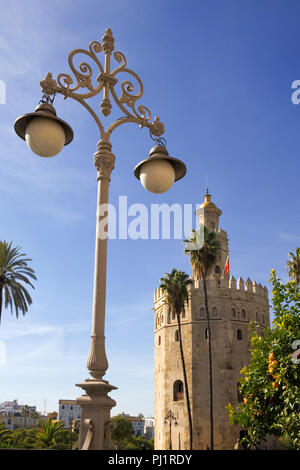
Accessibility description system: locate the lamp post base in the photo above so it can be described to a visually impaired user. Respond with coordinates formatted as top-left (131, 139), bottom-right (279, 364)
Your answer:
top-left (76, 378), bottom-right (117, 450)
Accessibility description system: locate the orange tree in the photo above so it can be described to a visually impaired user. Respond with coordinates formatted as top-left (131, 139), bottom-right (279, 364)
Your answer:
top-left (227, 270), bottom-right (300, 449)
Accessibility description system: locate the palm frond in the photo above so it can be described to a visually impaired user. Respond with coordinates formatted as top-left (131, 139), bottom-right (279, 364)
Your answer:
top-left (0, 241), bottom-right (37, 323)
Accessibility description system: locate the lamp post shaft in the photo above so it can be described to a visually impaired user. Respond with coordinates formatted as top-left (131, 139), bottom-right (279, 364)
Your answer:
top-left (76, 141), bottom-right (117, 450)
top-left (87, 141), bottom-right (115, 379)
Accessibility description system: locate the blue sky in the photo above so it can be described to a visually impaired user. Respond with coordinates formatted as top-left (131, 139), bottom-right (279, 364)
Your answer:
top-left (0, 0), bottom-right (300, 416)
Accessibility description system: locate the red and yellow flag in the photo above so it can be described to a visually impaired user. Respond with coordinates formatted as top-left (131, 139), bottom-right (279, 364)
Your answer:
top-left (225, 256), bottom-right (229, 276)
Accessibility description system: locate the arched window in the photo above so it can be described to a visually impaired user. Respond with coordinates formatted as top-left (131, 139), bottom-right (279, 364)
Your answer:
top-left (158, 336), bottom-right (161, 345)
top-left (231, 307), bottom-right (236, 318)
top-left (237, 329), bottom-right (243, 340)
top-left (205, 328), bottom-right (209, 339)
top-left (215, 265), bottom-right (221, 274)
top-left (200, 307), bottom-right (205, 317)
top-left (241, 309), bottom-right (246, 319)
top-left (175, 330), bottom-right (179, 342)
top-left (212, 306), bottom-right (217, 317)
top-left (161, 315), bottom-right (164, 324)
top-left (173, 380), bottom-right (184, 401)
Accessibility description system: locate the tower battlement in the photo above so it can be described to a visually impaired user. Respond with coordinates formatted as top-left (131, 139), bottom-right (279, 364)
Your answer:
top-left (154, 276), bottom-right (268, 302)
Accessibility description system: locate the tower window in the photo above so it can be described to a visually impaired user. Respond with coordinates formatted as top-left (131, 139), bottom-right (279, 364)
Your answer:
top-left (175, 330), bottom-right (179, 342)
top-left (215, 265), bottom-right (221, 274)
top-left (205, 328), bottom-right (209, 339)
top-left (173, 380), bottom-right (184, 401)
top-left (231, 307), bottom-right (236, 318)
top-left (241, 309), bottom-right (246, 319)
top-left (212, 306), bottom-right (217, 317)
top-left (237, 329), bottom-right (243, 340)
top-left (200, 307), bottom-right (205, 317)
top-left (158, 336), bottom-right (161, 345)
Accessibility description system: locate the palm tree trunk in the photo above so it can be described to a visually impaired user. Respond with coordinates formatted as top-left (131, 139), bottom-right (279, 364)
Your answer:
top-left (176, 312), bottom-right (193, 450)
top-left (202, 269), bottom-right (214, 450)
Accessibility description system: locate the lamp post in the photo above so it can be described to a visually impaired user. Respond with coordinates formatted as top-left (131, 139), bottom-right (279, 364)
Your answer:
top-left (164, 410), bottom-right (177, 450)
top-left (14, 28), bottom-right (186, 450)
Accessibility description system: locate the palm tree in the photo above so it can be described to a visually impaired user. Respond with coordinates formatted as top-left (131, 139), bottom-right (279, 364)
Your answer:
top-left (286, 248), bottom-right (300, 287)
top-left (0, 241), bottom-right (37, 324)
top-left (22, 405), bottom-right (29, 429)
top-left (184, 225), bottom-right (220, 450)
top-left (30, 410), bottom-right (40, 428)
top-left (159, 268), bottom-right (193, 450)
top-left (35, 418), bottom-right (65, 449)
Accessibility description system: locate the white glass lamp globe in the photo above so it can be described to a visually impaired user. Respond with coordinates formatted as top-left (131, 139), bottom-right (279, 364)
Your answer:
top-left (25, 116), bottom-right (66, 157)
top-left (139, 158), bottom-right (175, 193)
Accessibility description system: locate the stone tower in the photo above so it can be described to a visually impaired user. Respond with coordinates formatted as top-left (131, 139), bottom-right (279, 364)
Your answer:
top-left (153, 192), bottom-right (270, 450)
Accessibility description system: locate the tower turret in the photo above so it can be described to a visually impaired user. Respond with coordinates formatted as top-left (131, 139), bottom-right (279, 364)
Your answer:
top-left (194, 191), bottom-right (229, 280)
top-left (196, 189), bottom-right (222, 231)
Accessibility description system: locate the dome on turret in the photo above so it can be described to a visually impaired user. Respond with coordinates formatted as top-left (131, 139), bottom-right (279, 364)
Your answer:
top-left (199, 190), bottom-right (221, 212)
top-left (196, 190), bottom-right (222, 232)
top-left (201, 192), bottom-right (218, 209)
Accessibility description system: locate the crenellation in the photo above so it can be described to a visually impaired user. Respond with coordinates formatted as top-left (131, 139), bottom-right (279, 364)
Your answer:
top-left (229, 275), bottom-right (236, 289)
top-left (245, 278), bottom-right (252, 292)
top-left (237, 277), bottom-right (244, 290)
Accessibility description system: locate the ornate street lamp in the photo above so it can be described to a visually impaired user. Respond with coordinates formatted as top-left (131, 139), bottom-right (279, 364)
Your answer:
top-left (164, 410), bottom-right (177, 450)
top-left (14, 28), bottom-right (186, 450)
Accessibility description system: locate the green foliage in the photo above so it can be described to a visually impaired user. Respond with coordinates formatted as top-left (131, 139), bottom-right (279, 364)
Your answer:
top-left (184, 225), bottom-right (220, 278)
top-left (286, 247), bottom-right (300, 286)
top-left (124, 435), bottom-right (154, 450)
top-left (227, 270), bottom-right (300, 449)
top-left (0, 419), bottom-right (78, 449)
top-left (0, 240), bottom-right (37, 323)
top-left (110, 416), bottom-right (135, 450)
top-left (0, 427), bottom-right (39, 449)
top-left (0, 422), bottom-right (12, 447)
top-left (159, 268), bottom-right (192, 318)
top-left (35, 418), bottom-right (65, 449)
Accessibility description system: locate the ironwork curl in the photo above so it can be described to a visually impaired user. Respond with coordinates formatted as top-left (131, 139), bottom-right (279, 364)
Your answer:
top-left (40, 28), bottom-right (165, 142)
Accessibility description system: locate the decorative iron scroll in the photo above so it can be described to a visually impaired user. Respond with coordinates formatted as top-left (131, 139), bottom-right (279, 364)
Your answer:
top-left (40, 28), bottom-right (165, 143)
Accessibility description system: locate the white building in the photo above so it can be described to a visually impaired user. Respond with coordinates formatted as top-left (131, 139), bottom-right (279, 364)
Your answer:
top-left (144, 417), bottom-right (155, 440)
top-left (58, 400), bottom-right (81, 429)
top-left (118, 413), bottom-right (145, 437)
top-left (0, 400), bottom-right (38, 430)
